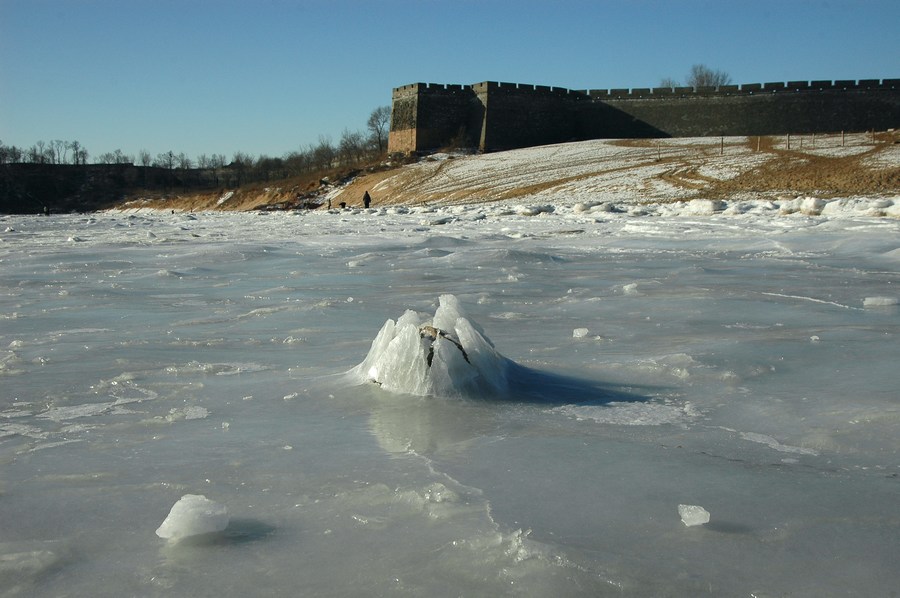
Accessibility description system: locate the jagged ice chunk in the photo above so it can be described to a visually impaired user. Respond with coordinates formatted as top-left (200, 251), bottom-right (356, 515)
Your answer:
top-left (156, 494), bottom-right (230, 541)
top-left (678, 504), bottom-right (710, 527)
top-left (352, 294), bottom-right (509, 397)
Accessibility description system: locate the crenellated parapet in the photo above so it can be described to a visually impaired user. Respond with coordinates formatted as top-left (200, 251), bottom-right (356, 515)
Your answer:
top-left (580, 78), bottom-right (898, 99)
top-left (388, 79), bottom-right (900, 154)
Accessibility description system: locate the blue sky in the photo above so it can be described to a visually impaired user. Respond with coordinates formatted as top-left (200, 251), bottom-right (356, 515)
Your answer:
top-left (1, 0), bottom-right (897, 161)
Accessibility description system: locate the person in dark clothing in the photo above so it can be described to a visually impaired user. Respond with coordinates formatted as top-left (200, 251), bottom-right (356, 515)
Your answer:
top-left (363, 190), bottom-right (371, 209)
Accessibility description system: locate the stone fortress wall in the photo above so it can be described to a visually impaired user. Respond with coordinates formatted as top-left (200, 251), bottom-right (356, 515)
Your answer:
top-left (388, 79), bottom-right (900, 154)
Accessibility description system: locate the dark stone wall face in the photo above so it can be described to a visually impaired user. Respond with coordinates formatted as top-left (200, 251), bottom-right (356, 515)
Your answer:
top-left (388, 85), bottom-right (479, 153)
top-left (388, 89), bottom-right (419, 153)
top-left (481, 90), bottom-right (580, 151)
top-left (389, 95), bottom-right (418, 133)
top-left (577, 102), bottom-right (668, 139)
top-left (388, 81), bottom-right (900, 154)
top-left (602, 91), bottom-right (900, 137)
top-left (416, 91), bottom-right (480, 151)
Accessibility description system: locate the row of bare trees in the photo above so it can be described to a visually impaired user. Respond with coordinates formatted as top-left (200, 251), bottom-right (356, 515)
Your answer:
top-left (0, 139), bottom-right (91, 165)
top-left (1, 106), bottom-right (392, 187)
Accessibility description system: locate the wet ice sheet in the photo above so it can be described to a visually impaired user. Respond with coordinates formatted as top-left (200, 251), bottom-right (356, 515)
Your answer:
top-left (1, 210), bottom-right (899, 596)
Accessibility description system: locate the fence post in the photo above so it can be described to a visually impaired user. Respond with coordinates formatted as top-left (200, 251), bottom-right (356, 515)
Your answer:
top-left (841, 131), bottom-right (845, 147)
top-left (787, 133), bottom-right (791, 150)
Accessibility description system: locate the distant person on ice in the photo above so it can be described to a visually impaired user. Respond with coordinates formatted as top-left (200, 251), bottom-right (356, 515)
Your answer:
top-left (363, 190), bottom-right (372, 209)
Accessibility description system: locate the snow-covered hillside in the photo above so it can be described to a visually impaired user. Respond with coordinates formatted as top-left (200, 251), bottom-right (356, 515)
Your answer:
top-left (331, 132), bottom-right (899, 213)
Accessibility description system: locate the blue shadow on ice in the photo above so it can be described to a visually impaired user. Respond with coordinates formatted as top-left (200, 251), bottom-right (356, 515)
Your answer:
top-left (501, 361), bottom-right (655, 405)
top-left (169, 519), bottom-right (277, 548)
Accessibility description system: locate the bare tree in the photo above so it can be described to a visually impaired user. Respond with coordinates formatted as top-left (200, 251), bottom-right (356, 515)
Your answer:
top-left (68, 141), bottom-right (86, 165)
top-left (154, 151), bottom-right (176, 169)
top-left (33, 141), bottom-right (47, 163)
top-left (50, 139), bottom-right (68, 164)
top-left (113, 149), bottom-right (133, 164)
top-left (659, 77), bottom-right (680, 88)
top-left (231, 151), bottom-right (254, 186)
top-left (99, 150), bottom-right (128, 164)
top-left (231, 151), bottom-right (253, 165)
top-left (367, 105), bottom-right (391, 153)
top-left (0, 141), bottom-right (24, 164)
top-left (209, 154), bottom-right (226, 186)
top-left (255, 154), bottom-right (282, 181)
top-left (339, 129), bottom-right (366, 165)
top-left (139, 150), bottom-right (152, 167)
top-left (686, 64), bottom-right (732, 88)
top-left (310, 136), bottom-right (335, 171)
top-left (284, 150), bottom-right (310, 176)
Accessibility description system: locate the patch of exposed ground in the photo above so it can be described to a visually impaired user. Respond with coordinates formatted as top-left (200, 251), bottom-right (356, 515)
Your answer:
top-left (657, 163), bottom-right (722, 191)
top-left (701, 133), bottom-right (900, 198)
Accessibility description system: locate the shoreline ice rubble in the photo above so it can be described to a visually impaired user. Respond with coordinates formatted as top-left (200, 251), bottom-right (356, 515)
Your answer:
top-left (350, 295), bottom-right (509, 397)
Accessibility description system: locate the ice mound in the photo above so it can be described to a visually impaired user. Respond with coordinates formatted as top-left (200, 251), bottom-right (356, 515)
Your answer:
top-left (678, 504), bottom-right (710, 527)
top-left (156, 494), bottom-right (229, 541)
top-left (682, 199), bottom-right (725, 215)
top-left (863, 296), bottom-right (898, 308)
top-left (351, 294), bottom-right (509, 397)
